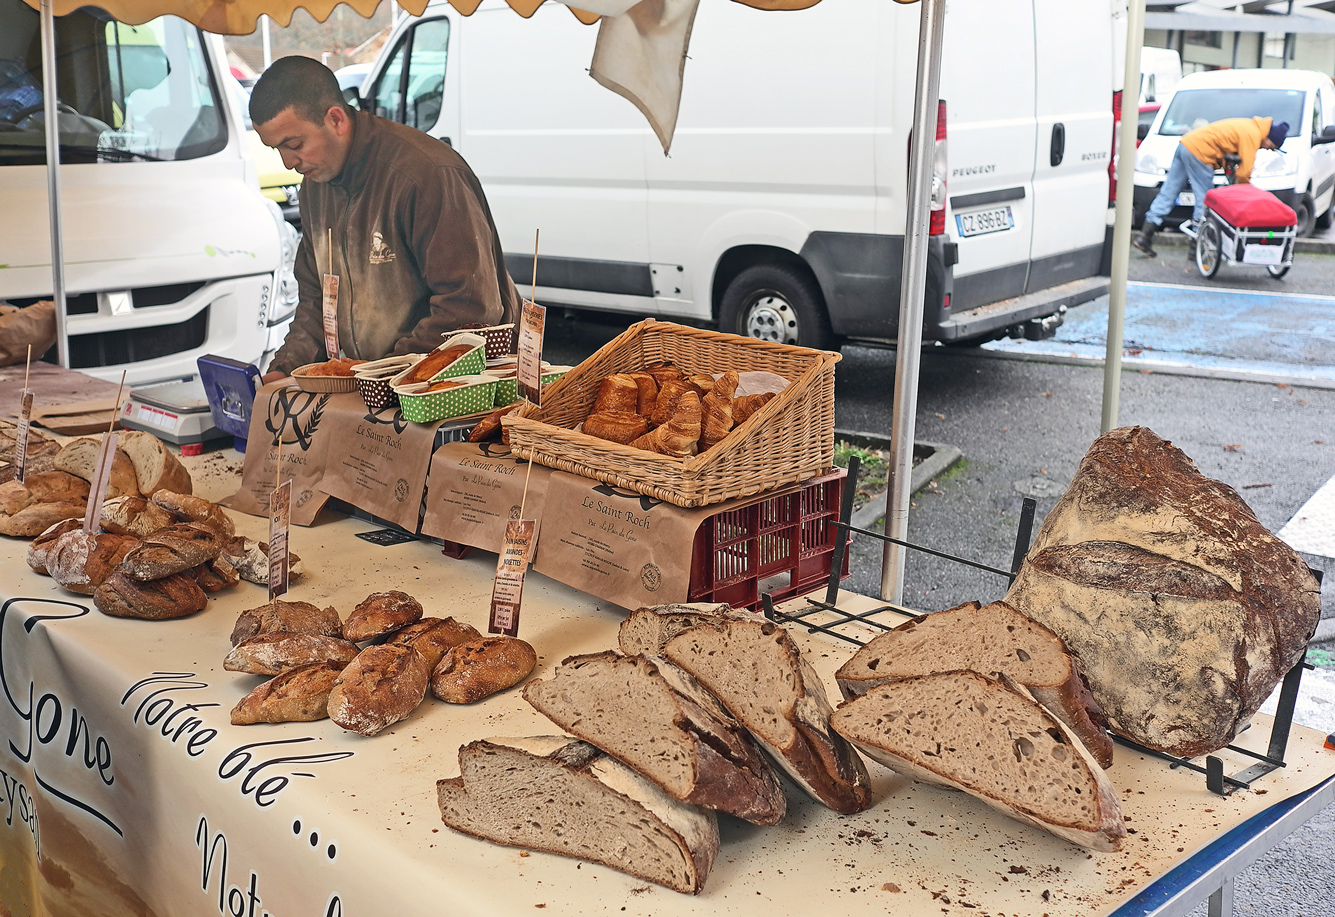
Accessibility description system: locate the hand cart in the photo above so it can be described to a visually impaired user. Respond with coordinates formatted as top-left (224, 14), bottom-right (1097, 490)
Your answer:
top-left (1194, 182), bottom-right (1298, 280)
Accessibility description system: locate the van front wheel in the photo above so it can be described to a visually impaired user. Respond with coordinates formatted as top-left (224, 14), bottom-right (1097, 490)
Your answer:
top-left (719, 265), bottom-right (835, 351)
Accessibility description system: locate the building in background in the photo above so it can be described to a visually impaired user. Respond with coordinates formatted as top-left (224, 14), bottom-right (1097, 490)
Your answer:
top-left (1146, 0), bottom-right (1335, 77)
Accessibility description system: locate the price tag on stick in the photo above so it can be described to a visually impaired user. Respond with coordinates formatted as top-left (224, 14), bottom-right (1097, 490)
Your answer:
top-left (14, 390), bottom-right (32, 484)
top-left (268, 479), bottom-right (292, 602)
top-left (488, 519), bottom-right (535, 637)
top-left (516, 300), bottom-right (546, 405)
top-left (321, 273), bottom-right (340, 360)
top-left (82, 431), bottom-right (119, 533)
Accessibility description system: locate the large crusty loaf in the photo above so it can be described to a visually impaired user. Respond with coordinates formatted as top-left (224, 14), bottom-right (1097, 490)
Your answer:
top-left (27, 518), bottom-right (84, 574)
top-left (387, 617), bottom-right (480, 670)
top-left (663, 618), bottom-right (871, 814)
top-left (231, 662), bottom-right (345, 725)
top-left (343, 591), bottom-right (423, 643)
top-left (47, 530), bottom-right (139, 595)
top-left (835, 600), bottom-right (1113, 769)
top-left (120, 522), bottom-right (223, 580)
top-left (225, 632), bottom-right (360, 676)
top-left (430, 637), bottom-right (536, 704)
top-left (118, 430), bottom-right (192, 496)
top-left (437, 737), bottom-right (719, 894)
top-left (54, 438), bottom-right (140, 498)
top-left (149, 491), bottom-right (234, 538)
top-left (327, 644), bottom-right (430, 736)
top-left (0, 471), bottom-right (90, 537)
top-left (230, 600), bottom-right (343, 646)
top-left (616, 604), bottom-right (748, 656)
top-left (100, 495), bottom-right (175, 538)
top-left (831, 671), bottom-right (1126, 852)
top-left (1004, 426), bottom-right (1321, 758)
top-left (94, 570), bottom-right (208, 620)
top-left (524, 652), bottom-right (785, 825)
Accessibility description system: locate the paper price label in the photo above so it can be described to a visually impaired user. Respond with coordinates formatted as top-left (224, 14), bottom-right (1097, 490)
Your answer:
top-left (517, 301), bottom-right (546, 405)
top-left (268, 479), bottom-right (292, 601)
top-left (322, 273), bottom-right (340, 359)
top-left (83, 431), bottom-right (120, 532)
top-left (14, 390), bottom-right (32, 483)
top-left (488, 519), bottom-right (535, 637)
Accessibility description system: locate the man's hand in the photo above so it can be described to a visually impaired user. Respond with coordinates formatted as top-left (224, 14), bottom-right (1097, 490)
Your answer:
top-left (261, 370), bottom-right (288, 385)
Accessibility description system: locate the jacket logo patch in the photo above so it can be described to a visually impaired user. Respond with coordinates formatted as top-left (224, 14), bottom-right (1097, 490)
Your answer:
top-left (369, 231), bottom-right (396, 265)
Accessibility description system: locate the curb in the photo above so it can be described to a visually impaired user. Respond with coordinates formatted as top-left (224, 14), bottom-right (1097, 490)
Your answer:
top-left (833, 431), bottom-right (964, 531)
top-left (1146, 230), bottom-right (1335, 256)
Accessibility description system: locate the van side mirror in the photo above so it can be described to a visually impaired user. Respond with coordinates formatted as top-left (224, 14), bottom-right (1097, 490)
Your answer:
top-left (1137, 123), bottom-right (1150, 142)
top-left (1317, 124), bottom-right (1335, 144)
top-left (344, 88), bottom-right (362, 110)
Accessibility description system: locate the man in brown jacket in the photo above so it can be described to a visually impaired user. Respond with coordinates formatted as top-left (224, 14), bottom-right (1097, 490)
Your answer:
top-left (250, 57), bottom-right (521, 381)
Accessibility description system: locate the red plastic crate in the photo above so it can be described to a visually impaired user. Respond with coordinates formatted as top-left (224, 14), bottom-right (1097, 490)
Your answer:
top-left (687, 469), bottom-right (851, 611)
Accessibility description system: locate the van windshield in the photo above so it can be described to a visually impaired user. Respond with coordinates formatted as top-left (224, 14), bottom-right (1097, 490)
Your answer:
top-left (0, 0), bottom-right (227, 165)
top-left (1158, 87), bottom-right (1306, 137)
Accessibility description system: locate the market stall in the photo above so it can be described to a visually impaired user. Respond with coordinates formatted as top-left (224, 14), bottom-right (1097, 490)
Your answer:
top-left (0, 444), bottom-right (1331, 916)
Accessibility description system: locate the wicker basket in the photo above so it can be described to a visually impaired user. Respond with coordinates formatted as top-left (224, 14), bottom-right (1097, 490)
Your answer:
top-left (503, 319), bottom-right (840, 507)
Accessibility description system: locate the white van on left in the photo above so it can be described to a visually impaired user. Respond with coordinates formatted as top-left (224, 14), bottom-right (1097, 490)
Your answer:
top-left (0, 0), bottom-right (299, 385)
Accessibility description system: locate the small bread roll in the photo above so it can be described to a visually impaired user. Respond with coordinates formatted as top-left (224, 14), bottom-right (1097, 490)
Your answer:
top-left (594, 375), bottom-right (641, 414)
top-left (583, 411), bottom-right (650, 446)
top-left (430, 636), bottom-right (537, 704)
top-left (344, 591), bottom-right (424, 643)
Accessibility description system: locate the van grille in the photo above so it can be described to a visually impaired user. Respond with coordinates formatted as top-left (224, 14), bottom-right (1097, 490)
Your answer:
top-left (133, 281), bottom-right (206, 308)
top-left (60, 308), bottom-right (210, 368)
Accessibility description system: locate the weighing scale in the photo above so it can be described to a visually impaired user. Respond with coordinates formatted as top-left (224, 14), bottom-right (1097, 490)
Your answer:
top-left (121, 356), bottom-right (260, 454)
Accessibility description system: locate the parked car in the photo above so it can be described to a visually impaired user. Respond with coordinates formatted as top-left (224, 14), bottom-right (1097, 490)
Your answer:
top-left (0, 0), bottom-right (299, 384)
top-left (356, 0), bottom-right (1126, 349)
top-left (1137, 103), bottom-right (1161, 146)
top-left (1133, 68), bottom-right (1335, 235)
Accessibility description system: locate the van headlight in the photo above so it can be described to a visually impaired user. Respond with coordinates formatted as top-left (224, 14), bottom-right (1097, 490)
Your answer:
top-left (1256, 149), bottom-right (1298, 176)
top-left (1136, 150), bottom-right (1165, 176)
top-left (263, 198), bottom-right (301, 324)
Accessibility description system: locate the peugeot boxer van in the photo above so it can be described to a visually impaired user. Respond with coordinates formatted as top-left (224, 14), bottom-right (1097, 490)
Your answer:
top-left (1133, 68), bottom-right (1335, 236)
top-left (0, 0), bottom-right (299, 385)
top-left (356, 0), bottom-right (1123, 349)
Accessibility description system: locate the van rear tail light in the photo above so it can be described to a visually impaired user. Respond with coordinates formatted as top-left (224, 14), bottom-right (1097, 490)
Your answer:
top-left (931, 101), bottom-right (947, 235)
top-left (1109, 90), bottom-right (1122, 204)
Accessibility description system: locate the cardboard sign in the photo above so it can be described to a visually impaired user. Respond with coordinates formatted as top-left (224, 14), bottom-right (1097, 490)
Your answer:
top-left (82, 431), bottom-right (120, 532)
top-left (14, 390), bottom-right (32, 483)
top-left (420, 440), bottom-right (552, 549)
top-left (321, 273), bottom-right (340, 359)
top-left (268, 479), bottom-right (292, 601)
top-left (489, 519), bottom-right (535, 636)
top-left (517, 300), bottom-right (546, 405)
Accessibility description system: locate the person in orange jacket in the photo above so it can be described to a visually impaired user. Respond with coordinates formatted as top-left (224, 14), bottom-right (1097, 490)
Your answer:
top-left (1133, 116), bottom-right (1288, 257)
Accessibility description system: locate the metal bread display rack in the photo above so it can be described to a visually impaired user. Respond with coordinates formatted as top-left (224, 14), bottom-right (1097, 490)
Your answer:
top-left (762, 454), bottom-right (1319, 798)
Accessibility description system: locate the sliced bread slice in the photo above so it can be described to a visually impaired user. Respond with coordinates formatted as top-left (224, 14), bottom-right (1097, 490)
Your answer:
top-left (523, 651), bottom-right (785, 825)
top-left (617, 604), bottom-right (753, 656)
top-left (831, 670), bottom-right (1125, 852)
top-left (835, 600), bottom-right (1113, 768)
top-left (437, 737), bottom-right (719, 894)
top-left (663, 619), bottom-right (871, 814)
top-left (119, 430), bottom-right (192, 496)
top-left (54, 437), bottom-right (140, 498)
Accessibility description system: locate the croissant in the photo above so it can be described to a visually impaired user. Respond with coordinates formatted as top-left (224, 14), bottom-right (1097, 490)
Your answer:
top-left (699, 371), bottom-right (738, 452)
top-left (650, 379), bottom-right (696, 428)
top-left (627, 372), bottom-right (659, 415)
top-left (643, 361), bottom-right (685, 387)
top-left (584, 411), bottom-right (650, 445)
top-left (630, 391), bottom-right (701, 458)
top-left (594, 375), bottom-right (640, 414)
top-left (688, 373), bottom-right (716, 397)
top-left (733, 391), bottom-right (778, 426)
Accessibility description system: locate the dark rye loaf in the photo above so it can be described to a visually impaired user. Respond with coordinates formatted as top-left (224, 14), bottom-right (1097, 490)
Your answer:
top-left (1004, 426), bottom-right (1320, 758)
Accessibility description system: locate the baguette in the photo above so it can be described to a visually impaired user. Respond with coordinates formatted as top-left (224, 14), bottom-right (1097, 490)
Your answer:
top-left (524, 651), bottom-right (785, 825)
top-left (437, 737), bottom-right (719, 894)
top-left (831, 671), bottom-right (1126, 852)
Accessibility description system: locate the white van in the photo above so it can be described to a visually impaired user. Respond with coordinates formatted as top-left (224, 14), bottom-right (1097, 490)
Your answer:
top-left (1139, 47), bottom-right (1183, 107)
top-left (0, 0), bottom-right (299, 385)
top-left (356, 0), bottom-right (1123, 349)
top-left (1133, 68), bottom-right (1335, 236)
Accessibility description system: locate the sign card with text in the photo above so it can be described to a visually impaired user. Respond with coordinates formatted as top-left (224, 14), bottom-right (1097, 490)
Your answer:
top-left (488, 519), bottom-right (535, 637)
top-left (14, 390), bottom-right (33, 483)
top-left (517, 300), bottom-right (546, 405)
top-left (321, 273), bottom-right (340, 359)
top-left (268, 479), bottom-right (292, 601)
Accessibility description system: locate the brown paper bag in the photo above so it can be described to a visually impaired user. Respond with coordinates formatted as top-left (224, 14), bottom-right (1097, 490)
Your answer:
top-left (0, 301), bottom-right (56, 367)
top-left (223, 382), bottom-right (337, 525)
top-left (421, 440), bottom-right (551, 549)
top-left (317, 404), bottom-right (445, 532)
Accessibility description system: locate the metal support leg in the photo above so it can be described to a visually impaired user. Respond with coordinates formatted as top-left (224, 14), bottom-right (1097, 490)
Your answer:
top-left (1208, 878), bottom-right (1235, 917)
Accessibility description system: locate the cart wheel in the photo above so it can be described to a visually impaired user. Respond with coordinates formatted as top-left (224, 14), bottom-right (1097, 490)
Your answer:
top-left (1267, 263), bottom-right (1290, 279)
top-left (1195, 221), bottom-right (1222, 278)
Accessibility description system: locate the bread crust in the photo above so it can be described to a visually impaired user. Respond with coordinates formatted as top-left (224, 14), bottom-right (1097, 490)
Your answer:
top-left (120, 522), bottom-right (223, 580)
top-left (225, 632), bottom-right (360, 676)
top-left (94, 570), bottom-right (208, 620)
top-left (328, 644), bottom-right (431, 736)
top-left (231, 662), bottom-right (345, 725)
top-left (386, 617), bottom-right (481, 670)
top-left (230, 599), bottom-right (344, 646)
top-left (100, 495), bottom-right (175, 537)
top-left (343, 591), bottom-right (424, 643)
top-left (48, 530), bottom-right (139, 595)
top-left (150, 491), bottom-right (235, 538)
top-left (431, 637), bottom-right (536, 704)
top-left (27, 518), bottom-right (84, 574)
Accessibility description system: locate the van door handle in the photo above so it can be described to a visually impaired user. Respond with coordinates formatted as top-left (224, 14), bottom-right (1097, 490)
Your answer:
top-left (1050, 123), bottom-right (1066, 167)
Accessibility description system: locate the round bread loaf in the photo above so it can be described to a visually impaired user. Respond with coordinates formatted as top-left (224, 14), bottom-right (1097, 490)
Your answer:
top-left (100, 495), bottom-right (175, 537)
top-left (27, 518), bottom-right (84, 574)
top-left (94, 570), bottom-right (208, 620)
top-left (343, 591), bottom-right (424, 643)
top-left (328, 644), bottom-right (431, 736)
top-left (120, 522), bottom-right (223, 581)
top-left (48, 530), bottom-right (139, 595)
top-left (150, 491), bottom-right (235, 538)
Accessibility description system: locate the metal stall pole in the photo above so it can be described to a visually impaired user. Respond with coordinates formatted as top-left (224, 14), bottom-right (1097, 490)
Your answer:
top-left (881, 0), bottom-right (946, 603)
top-left (1102, 0), bottom-right (1146, 433)
top-left (40, 0), bottom-right (71, 368)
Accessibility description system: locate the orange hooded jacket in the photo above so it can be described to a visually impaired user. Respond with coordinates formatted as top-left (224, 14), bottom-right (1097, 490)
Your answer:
top-left (1180, 116), bottom-right (1274, 184)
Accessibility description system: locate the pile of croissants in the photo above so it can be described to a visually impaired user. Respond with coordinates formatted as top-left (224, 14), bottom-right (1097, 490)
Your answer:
top-left (582, 362), bottom-right (778, 458)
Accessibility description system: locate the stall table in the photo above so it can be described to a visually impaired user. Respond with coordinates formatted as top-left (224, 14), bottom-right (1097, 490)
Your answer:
top-left (0, 449), bottom-right (1331, 917)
